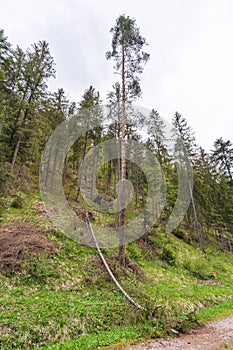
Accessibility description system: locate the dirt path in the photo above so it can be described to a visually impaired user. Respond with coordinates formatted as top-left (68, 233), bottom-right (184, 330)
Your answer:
top-left (108, 316), bottom-right (233, 350)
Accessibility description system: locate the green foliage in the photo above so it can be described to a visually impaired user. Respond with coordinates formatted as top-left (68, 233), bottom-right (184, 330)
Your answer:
top-left (212, 137), bottom-right (233, 182)
top-left (0, 25), bottom-right (232, 253)
top-left (39, 325), bottom-right (146, 350)
top-left (128, 241), bottom-right (143, 260)
top-left (0, 167), bottom-right (7, 191)
top-left (161, 246), bottom-right (176, 265)
top-left (10, 195), bottom-right (24, 208)
top-left (173, 230), bottom-right (185, 240)
top-left (106, 14), bottom-right (150, 101)
top-left (20, 255), bottom-right (60, 285)
top-left (183, 257), bottom-right (211, 280)
top-left (0, 213), bottom-right (232, 349)
top-left (0, 20), bottom-right (233, 350)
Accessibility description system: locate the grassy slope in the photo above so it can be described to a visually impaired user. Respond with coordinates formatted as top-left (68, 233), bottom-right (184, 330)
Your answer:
top-left (0, 193), bottom-right (232, 349)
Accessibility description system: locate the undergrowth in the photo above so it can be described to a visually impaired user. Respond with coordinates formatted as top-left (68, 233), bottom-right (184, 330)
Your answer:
top-left (0, 193), bottom-right (232, 349)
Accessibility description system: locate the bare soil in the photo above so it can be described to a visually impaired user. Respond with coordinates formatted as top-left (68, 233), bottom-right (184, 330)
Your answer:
top-left (113, 316), bottom-right (233, 350)
top-left (0, 222), bottom-right (55, 274)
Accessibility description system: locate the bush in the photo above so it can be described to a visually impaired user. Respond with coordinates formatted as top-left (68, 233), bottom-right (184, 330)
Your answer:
top-left (174, 230), bottom-right (185, 240)
top-left (161, 247), bottom-right (176, 265)
top-left (183, 258), bottom-right (211, 280)
top-left (173, 230), bottom-right (191, 244)
top-left (10, 196), bottom-right (24, 208)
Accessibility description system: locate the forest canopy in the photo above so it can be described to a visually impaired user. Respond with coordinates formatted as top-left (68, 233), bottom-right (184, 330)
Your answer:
top-left (0, 24), bottom-right (232, 254)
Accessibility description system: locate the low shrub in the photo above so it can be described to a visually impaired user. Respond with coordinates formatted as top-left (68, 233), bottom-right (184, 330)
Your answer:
top-left (10, 196), bottom-right (24, 208)
top-left (161, 247), bottom-right (176, 265)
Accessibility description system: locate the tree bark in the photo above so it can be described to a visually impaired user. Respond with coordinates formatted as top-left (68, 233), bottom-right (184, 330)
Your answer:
top-left (119, 44), bottom-right (126, 266)
top-left (76, 131), bottom-right (88, 201)
top-left (189, 182), bottom-right (204, 253)
top-left (11, 94), bottom-right (32, 170)
top-left (11, 137), bottom-right (21, 171)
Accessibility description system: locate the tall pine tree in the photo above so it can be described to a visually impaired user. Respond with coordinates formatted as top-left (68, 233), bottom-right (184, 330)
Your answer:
top-left (106, 15), bottom-right (150, 265)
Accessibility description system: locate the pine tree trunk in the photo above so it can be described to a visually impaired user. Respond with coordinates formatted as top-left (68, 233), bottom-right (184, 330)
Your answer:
top-left (45, 141), bottom-right (53, 187)
top-left (11, 136), bottom-right (21, 171)
top-left (107, 159), bottom-right (112, 190)
top-left (11, 95), bottom-right (32, 171)
top-left (189, 182), bottom-right (203, 253)
top-left (91, 139), bottom-right (99, 200)
top-left (50, 148), bottom-right (58, 192)
top-left (115, 114), bottom-right (121, 230)
top-left (119, 44), bottom-right (126, 266)
top-left (76, 131), bottom-right (88, 201)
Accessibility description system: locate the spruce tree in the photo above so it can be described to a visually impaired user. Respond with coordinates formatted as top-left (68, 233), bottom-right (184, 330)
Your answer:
top-left (211, 138), bottom-right (233, 184)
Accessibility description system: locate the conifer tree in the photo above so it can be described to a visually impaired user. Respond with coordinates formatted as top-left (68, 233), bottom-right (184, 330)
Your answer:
top-left (211, 138), bottom-right (233, 183)
top-left (172, 111), bottom-right (203, 252)
top-left (11, 41), bottom-right (55, 170)
top-left (106, 14), bottom-right (150, 265)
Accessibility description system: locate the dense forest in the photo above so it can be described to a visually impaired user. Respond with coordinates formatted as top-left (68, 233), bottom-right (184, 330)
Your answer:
top-left (0, 14), bottom-right (233, 350)
top-left (0, 20), bottom-right (232, 255)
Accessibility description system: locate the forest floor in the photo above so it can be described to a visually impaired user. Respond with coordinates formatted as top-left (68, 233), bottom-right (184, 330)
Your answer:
top-left (106, 316), bottom-right (233, 350)
top-left (0, 194), bottom-right (233, 349)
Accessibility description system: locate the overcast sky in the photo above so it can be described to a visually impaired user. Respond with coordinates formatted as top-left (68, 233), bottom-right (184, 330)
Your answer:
top-left (1, 0), bottom-right (233, 151)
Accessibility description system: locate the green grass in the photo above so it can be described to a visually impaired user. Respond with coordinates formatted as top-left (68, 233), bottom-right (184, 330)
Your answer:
top-left (40, 325), bottom-right (146, 350)
top-left (216, 341), bottom-right (233, 349)
top-left (198, 299), bottom-right (233, 322)
top-left (0, 192), bottom-right (233, 349)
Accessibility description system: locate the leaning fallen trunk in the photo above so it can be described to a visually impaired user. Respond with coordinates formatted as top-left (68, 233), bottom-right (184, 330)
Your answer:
top-left (85, 214), bottom-right (145, 311)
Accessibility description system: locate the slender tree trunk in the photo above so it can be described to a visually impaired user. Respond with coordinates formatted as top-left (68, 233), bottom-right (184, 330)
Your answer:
top-left (135, 163), bottom-right (139, 206)
top-left (9, 108), bottom-right (22, 146)
top-left (10, 106), bottom-right (24, 170)
top-left (141, 179), bottom-right (145, 205)
top-left (50, 148), bottom-right (58, 192)
top-left (45, 141), bottom-right (53, 187)
top-left (9, 89), bottom-right (29, 146)
top-left (62, 155), bottom-right (67, 186)
top-left (76, 131), bottom-right (88, 201)
top-left (189, 182), bottom-right (203, 253)
top-left (113, 159), bottom-right (117, 196)
top-left (91, 138), bottom-right (99, 200)
top-left (115, 109), bottom-right (121, 230)
top-left (11, 93), bottom-right (33, 170)
top-left (119, 45), bottom-right (126, 266)
top-left (11, 137), bottom-right (21, 171)
top-left (225, 161), bottom-right (233, 182)
top-left (115, 157), bottom-right (121, 229)
top-left (107, 159), bottom-right (112, 190)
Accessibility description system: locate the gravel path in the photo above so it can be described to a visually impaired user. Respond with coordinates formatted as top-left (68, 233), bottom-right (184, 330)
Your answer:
top-left (107, 316), bottom-right (233, 350)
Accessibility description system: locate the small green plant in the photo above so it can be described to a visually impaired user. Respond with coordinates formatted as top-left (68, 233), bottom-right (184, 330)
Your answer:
top-left (0, 192), bottom-right (233, 350)
top-left (21, 255), bottom-right (59, 284)
top-left (128, 242), bottom-right (143, 261)
top-left (174, 230), bottom-right (185, 240)
top-left (10, 196), bottom-right (24, 209)
top-left (183, 258), bottom-right (211, 280)
top-left (161, 246), bottom-right (176, 265)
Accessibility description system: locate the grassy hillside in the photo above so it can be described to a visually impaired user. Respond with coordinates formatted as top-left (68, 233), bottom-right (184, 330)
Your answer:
top-left (0, 192), bottom-right (232, 349)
